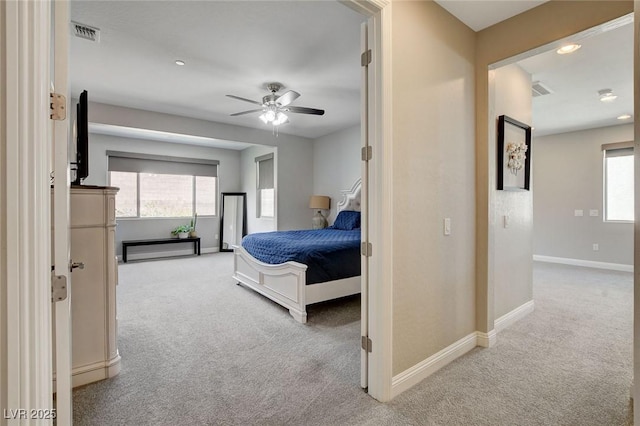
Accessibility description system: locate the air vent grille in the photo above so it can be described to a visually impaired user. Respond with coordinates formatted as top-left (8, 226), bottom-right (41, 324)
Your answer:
top-left (72, 21), bottom-right (100, 42)
top-left (532, 81), bottom-right (553, 97)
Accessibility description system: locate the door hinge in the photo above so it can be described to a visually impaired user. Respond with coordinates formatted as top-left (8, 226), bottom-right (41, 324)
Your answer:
top-left (361, 336), bottom-right (373, 353)
top-left (361, 242), bottom-right (372, 257)
top-left (51, 274), bottom-right (68, 302)
top-left (50, 93), bottom-right (67, 120)
top-left (361, 146), bottom-right (372, 161)
top-left (361, 49), bottom-right (372, 67)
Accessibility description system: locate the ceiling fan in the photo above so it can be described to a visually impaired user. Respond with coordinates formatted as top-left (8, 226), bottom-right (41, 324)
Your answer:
top-left (226, 83), bottom-right (325, 127)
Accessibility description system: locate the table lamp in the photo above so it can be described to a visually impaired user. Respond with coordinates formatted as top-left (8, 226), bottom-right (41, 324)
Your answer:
top-left (309, 195), bottom-right (330, 229)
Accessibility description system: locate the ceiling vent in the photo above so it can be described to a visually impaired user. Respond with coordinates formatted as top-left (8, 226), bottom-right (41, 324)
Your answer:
top-left (71, 21), bottom-right (100, 42)
top-left (532, 81), bottom-right (553, 97)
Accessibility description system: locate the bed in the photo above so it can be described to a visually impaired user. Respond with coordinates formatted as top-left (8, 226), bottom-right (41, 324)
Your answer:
top-left (232, 179), bottom-right (362, 323)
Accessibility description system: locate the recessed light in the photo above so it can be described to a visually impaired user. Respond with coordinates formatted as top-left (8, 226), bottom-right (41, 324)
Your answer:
top-left (556, 44), bottom-right (581, 55)
top-left (598, 89), bottom-right (617, 103)
top-left (175, 60), bottom-right (185, 66)
top-left (617, 114), bottom-right (632, 120)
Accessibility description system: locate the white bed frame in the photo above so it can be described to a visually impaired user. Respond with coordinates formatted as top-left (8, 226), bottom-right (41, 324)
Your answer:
top-left (232, 179), bottom-right (362, 323)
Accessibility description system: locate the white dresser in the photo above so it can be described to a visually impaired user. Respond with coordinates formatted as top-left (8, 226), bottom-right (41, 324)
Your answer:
top-left (66, 185), bottom-right (120, 387)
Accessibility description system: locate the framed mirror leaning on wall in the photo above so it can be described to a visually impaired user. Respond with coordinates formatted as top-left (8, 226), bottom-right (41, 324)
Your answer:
top-left (220, 192), bottom-right (247, 252)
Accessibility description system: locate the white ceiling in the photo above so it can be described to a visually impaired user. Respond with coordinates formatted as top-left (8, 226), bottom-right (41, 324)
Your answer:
top-left (517, 21), bottom-right (634, 136)
top-left (70, 1), bottom-right (364, 140)
top-left (434, 0), bottom-right (548, 32)
top-left (70, 1), bottom-right (633, 144)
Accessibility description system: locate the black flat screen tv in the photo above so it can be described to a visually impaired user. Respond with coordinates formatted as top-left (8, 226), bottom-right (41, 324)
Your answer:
top-left (73, 90), bottom-right (89, 185)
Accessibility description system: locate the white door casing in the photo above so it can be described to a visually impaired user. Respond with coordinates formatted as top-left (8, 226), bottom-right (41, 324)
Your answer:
top-left (360, 20), bottom-right (370, 390)
top-left (343, 0), bottom-right (393, 401)
top-left (53, 0), bottom-right (73, 424)
top-left (633, 1), bottom-right (639, 422)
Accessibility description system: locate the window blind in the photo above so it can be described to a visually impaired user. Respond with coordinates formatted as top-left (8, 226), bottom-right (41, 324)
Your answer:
top-left (256, 153), bottom-right (274, 190)
top-left (107, 151), bottom-right (218, 177)
top-left (602, 141), bottom-right (634, 158)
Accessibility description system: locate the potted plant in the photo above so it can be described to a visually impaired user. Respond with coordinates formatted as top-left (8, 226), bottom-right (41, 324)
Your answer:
top-left (189, 213), bottom-right (198, 238)
top-left (171, 224), bottom-right (192, 239)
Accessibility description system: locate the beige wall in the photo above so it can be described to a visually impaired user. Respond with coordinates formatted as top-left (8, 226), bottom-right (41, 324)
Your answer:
top-left (391, 1), bottom-right (476, 375)
top-left (534, 124), bottom-right (634, 265)
top-left (492, 64), bottom-right (533, 319)
top-left (476, 0), bottom-right (633, 332)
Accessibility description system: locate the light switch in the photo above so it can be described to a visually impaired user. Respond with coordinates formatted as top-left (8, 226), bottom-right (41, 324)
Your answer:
top-left (593, 243), bottom-right (599, 251)
top-left (589, 209), bottom-right (599, 217)
top-left (444, 218), bottom-right (451, 236)
top-left (503, 215), bottom-right (509, 228)
top-left (574, 209), bottom-right (584, 217)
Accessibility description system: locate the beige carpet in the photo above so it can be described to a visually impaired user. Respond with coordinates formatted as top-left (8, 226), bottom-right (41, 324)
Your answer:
top-left (72, 255), bottom-right (633, 425)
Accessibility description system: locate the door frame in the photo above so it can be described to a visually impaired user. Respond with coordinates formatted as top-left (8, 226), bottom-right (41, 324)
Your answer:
top-left (0, 0), bottom-right (397, 412)
top-left (343, 0), bottom-right (393, 401)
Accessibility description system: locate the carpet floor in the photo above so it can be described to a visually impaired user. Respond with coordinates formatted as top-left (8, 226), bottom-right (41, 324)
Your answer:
top-left (72, 255), bottom-right (633, 425)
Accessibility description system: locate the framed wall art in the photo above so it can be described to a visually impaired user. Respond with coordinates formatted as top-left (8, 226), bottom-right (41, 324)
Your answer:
top-left (497, 115), bottom-right (532, 191)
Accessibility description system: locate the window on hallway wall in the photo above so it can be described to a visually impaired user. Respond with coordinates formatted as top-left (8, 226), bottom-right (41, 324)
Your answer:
top-left (603, 143), bottom-right (634, 222)
top-left (107, 151), bottom-right (218, 219)
top-left (256, 153), bottom-right (275, 218)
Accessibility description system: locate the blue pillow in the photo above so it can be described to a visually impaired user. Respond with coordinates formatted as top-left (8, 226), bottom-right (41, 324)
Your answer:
top-left (332, 210), bottom-right (361, 230)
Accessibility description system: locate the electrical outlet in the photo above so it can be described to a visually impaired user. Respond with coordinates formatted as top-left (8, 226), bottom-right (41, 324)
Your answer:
top-left (574, 209), bottom-right (584, 217)
top-left (589, 209), bottom-right (599, 217)
top-left (593, 243), bottom-right (599, 251)
top-left (444, 218), bottom-right (451, 236)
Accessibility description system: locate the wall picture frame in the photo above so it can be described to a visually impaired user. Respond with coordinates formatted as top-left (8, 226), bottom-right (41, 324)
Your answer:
top-left (497, 115), bottom-right (532, 191)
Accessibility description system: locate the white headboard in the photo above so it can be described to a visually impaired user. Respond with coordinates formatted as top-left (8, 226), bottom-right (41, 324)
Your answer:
top-left (337, 178), bottom-right (362, 212)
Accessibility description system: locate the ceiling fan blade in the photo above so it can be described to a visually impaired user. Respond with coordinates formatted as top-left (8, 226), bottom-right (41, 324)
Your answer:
top-left (276, 90), bottom-right (300, 107)
top-left (284, 106), bottom-right (325, 116)
top-left (226, 94), bottom-right (262, 106)
top-left (230, 109), bottom-right (263, 116)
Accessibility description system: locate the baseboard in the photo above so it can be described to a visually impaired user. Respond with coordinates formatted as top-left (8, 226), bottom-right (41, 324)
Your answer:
top-left (390, 302), bottom-right (536, 399)
top-left (495, 300), bottom-right (535, 333)
top-left (53, 355), bottom-right (121, 390)
top-left (391, 332), bottom-right (477, 398)
top-left (476, 329), bottom-right (497, 348)
top-left (117, 247), bottom-right (218, 262)
top-left (533, 255), bottom-right (633, 272)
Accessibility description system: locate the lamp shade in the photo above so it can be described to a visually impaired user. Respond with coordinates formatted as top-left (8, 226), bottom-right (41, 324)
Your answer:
top-left (309, 195), bottom-right (330, 210)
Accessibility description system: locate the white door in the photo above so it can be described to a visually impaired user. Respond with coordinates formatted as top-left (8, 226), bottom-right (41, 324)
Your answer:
top-left (52, 0), bottom-right (73, 423)
top-left (360, 20), bottom-right (371, 390)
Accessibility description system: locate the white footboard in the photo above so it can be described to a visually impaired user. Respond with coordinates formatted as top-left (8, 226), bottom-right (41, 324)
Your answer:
top-left (232, 245), bottom-right (309, 323)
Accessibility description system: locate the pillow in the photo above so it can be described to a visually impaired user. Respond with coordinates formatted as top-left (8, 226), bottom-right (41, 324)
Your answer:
top-left (332, 210), bottom-right (361, 230)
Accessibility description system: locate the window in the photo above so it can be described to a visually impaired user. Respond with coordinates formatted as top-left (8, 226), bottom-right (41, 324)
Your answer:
top-left (140, 173), bottom-right (193, 217)
top-left (256, 153), bottom-right (275, 218)
top-left (603, 143), bottom-right (634, 222)
top-left (195, 176), bottom-right (217, 216)
top-left (107, 151), bottom-right (218, 218)
top-left (110, 171), bottom-right (137, 217)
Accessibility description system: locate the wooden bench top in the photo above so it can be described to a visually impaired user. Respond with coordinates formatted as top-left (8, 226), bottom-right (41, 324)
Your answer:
top-left (122, 237), bottom-right (200, 245)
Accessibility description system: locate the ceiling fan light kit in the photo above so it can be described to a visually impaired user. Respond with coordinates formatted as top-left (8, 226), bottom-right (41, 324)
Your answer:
top-left (598, 89), bottom-right (617, 103)
top-left (227, 82), bottom-right (324, 133)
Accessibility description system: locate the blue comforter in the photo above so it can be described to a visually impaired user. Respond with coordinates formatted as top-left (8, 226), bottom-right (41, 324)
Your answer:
top-left (241, 228), bottom-right (361, 284)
